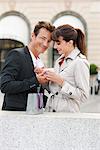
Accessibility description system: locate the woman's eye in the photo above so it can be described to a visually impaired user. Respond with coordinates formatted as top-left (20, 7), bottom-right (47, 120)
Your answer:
top-left (57, 42), bottom-right (60, 45)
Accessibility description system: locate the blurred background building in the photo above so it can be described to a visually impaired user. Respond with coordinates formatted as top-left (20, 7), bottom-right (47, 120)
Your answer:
top-left (0, 0), bottom-right (100, 70)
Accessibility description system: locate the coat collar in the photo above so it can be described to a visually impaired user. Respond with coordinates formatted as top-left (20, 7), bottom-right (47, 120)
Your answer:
top-left (58, 47), bottom-right (80, 63)
top-left (65, 47), bottom-right (80, 60)
top-left (24, 46), bottom-right (30, 54)
top-left (57, 48), bottom-right (80, 72)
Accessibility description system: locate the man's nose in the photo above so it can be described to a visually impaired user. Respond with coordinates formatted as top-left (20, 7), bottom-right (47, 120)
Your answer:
top-left (43, 41), bottom-right (48, 47)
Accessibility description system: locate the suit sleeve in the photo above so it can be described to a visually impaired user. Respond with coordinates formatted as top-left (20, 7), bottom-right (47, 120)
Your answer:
top-left (0, 50), bottom-right (39, 94)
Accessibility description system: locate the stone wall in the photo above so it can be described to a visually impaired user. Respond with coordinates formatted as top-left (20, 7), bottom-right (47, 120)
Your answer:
top-left (0, 111), bottom-right (100, 150)
top-left (0, 0), bottom-right (100, 67)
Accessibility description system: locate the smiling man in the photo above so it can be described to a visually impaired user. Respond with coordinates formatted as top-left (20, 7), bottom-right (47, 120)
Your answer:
top-left (1, 21), bottom-right (55, 111)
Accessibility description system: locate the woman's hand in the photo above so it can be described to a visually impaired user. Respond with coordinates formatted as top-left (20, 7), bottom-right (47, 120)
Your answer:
top-left (44, 71), bottom-right (64, 86)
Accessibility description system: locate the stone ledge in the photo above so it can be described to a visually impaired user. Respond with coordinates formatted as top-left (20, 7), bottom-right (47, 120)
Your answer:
top-left (0, 111), bottom-right (100, 150)
top-left (0, 111), bottom-right (100, 118)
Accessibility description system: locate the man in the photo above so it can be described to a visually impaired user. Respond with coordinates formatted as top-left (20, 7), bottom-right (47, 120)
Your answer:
top-left (1, 21), bottom-right (55, 111)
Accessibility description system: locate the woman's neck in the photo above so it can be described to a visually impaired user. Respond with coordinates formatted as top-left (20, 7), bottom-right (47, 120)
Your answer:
top-left (65, 46), bottom-right (75, 57)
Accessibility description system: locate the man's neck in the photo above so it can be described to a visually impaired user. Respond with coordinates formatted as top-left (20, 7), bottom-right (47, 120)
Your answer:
top-left (28, 45), bottom-right (39, 58)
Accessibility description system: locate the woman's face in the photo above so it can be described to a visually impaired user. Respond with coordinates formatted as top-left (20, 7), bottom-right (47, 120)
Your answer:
top-left (54, 36), bottom-right (73, 57)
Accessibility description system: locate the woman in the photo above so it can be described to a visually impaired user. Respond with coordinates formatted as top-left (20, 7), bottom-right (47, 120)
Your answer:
top-left (44, 24), bottom-right (90, 112)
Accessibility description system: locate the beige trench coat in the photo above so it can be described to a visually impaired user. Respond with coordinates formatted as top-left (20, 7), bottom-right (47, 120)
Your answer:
top-left (45, 48), bottom-right (90, 112)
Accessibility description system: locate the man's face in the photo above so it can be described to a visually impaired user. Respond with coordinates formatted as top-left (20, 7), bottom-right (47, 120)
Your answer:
top-left (31, 28), bottom-right (52, 55)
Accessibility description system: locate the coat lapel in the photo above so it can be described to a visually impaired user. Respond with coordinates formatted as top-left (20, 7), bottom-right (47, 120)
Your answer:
top-left (24, 46), bottom-right (34, 70)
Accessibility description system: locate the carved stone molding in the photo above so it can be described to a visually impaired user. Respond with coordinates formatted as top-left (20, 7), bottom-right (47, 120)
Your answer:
top-left (8, 0), bottom-right (16, 10)
top-left (64, 0), bottom-right (72, 10)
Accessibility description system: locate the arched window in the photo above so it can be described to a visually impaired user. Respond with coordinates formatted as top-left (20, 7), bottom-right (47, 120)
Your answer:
top-left (0, 11), bottom-right (30, 71)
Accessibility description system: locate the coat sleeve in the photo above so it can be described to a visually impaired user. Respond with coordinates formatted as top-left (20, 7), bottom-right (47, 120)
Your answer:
top-left (60, 59), bottom-right (90, 103)
top-left (0, 50), bottom-right (39, 94)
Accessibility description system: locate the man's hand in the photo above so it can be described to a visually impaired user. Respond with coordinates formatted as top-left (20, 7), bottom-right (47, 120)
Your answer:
top-left (34, 67), bottom-right (44, 74)
top-left (36, 73), bottom-right (48, 84)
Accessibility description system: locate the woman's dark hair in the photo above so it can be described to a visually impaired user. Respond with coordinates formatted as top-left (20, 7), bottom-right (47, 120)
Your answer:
top-left (52, 24), bottom-right (87, 55)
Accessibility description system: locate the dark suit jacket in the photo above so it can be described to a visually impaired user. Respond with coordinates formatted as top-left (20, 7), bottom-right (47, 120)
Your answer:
top-left (1, 46), bottom-right (40, 110)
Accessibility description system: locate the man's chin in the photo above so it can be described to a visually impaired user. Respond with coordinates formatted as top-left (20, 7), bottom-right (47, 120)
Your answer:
top-left (41, 49), bottom-right (47, 53)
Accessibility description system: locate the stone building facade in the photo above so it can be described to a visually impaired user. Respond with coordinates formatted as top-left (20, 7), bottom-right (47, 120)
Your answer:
top-left (0, 0), bottom-right (100, 68)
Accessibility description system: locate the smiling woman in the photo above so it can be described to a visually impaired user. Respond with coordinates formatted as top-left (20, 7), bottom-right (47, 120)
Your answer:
top-left (45, 24), bottom-right (90, 112)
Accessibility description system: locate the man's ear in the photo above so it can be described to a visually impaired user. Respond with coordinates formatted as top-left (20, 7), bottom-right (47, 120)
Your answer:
top-left (69, 40), bottom-right (73, 45)
top-left (31, 32), bottom-right (36, 39)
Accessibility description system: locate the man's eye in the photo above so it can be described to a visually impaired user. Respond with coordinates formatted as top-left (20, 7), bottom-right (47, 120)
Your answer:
top-left (41, 37), bottom-right (45, 40)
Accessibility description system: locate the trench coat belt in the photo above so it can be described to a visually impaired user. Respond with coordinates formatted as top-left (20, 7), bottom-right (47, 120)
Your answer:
top-left (47, 92), bottom-right (58, 110)
top-left (48, 92), bottom-right (58, 100)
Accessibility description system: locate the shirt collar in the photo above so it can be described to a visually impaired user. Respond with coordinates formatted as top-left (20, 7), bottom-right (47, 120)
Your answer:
top-left (29, 50), bottom-right (37, 66)
top-left (65, 47), bottom-right (80, 60)
top-left (58, 47), bottom-right (80, 62)
top-left (29, 50), bottom-right (44, 68)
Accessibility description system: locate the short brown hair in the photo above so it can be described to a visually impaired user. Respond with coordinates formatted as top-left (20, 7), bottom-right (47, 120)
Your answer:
top-left (34, 21), bottom-right (55, 36)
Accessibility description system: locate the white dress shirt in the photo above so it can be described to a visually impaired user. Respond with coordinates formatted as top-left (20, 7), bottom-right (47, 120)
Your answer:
top-left (29, 50), bottom-right (44, 68)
